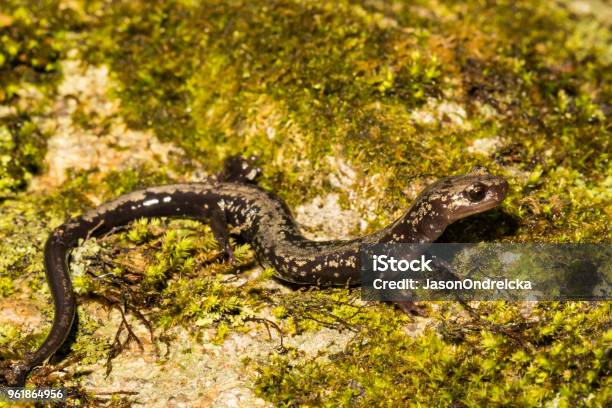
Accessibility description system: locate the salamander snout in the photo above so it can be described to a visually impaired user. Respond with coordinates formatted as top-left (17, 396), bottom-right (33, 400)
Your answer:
top-left (466, 177), bottom-right (508, 204)
top-left (451, 174), bottom-right (508, 220)
top-left (425, 172), bottom-right (509, 222)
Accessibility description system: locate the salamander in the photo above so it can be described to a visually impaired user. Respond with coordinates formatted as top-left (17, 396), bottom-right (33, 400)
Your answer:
top-left (1, 156), bottom-right (508, 386)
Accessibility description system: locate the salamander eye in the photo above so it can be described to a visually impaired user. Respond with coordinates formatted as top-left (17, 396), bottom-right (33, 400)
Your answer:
top-left (467, 182), bottom-right (487, 202)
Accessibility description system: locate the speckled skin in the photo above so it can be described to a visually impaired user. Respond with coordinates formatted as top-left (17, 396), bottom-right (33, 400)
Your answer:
top-left (2, 161), bottom-right (507, 386)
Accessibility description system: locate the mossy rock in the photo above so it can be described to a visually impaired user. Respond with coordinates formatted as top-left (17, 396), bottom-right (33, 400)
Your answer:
top-left (0, 0), bottom-right (610, 406)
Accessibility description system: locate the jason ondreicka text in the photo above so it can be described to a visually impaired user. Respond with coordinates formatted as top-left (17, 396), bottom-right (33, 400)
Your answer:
top-left (372, 278), bottom-right (533, 291)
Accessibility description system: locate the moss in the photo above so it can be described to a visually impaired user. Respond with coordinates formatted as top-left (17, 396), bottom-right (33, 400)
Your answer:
top-left (79, 0), bottom-right (610, 242)
top-left (0, 0), bottom-right (610, 405)
top-left (0, 198), bottom-right (53, 292)
top-left (0, 115), bottom-right (46, 196)
top-left (270, 287), bottom-right (383, 335)
top-left (82, 0), bottom-right (445, 204)
top-left (254, 301), bottom-right (611, 407)
top-left (69, 214), bottom-right (260, 334)
top-left (0, 163), bottom-right (173, 291)
top-left (0, 0), bottom-right (81, 196)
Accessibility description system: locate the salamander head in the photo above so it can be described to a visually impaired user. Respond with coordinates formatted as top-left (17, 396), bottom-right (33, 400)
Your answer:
top-left (422, 167), bottom-right (508, 223)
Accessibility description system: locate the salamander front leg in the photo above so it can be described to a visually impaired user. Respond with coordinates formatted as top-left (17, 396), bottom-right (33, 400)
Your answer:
top-left (394, 301), bottom-right (428, 316)
top-left (393, 257), bottom-right (458, 316)
top-left (209, 206), bottom-right (236, 263)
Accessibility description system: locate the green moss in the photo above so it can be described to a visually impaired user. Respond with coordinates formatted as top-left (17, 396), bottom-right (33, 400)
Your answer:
top-left (65, 309), bottom-right (111, 366)
top-left (0, 163), bottom-right (178, 296)
top-left (0, 115), bottom-right (46, 196)
top-left (69, 215), bottom-right (260, 335)
top-left (101, 166), bottom-right (173, 198)
top-left (0, 198), bottom-right (53, 292)
top-left (0, 0), bottom-right (81, 196)
top-left (254, 301), bottom-right (611, 407)
top-left (80, 0), bottom-right (610, 242)
top-left (0, 0), bottom-right (610, 405)
top-left (270, 287), bottom-right (384, 335)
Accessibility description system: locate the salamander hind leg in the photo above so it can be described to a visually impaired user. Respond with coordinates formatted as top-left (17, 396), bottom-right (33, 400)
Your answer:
top-left (219, 155), bottom-right (262, 184)
top-left (209, 205), bottom-right (236, 263)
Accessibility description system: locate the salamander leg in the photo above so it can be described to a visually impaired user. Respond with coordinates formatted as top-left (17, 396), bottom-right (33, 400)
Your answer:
top-left (209, 206), bottom-right (235, 263)
top-left (394, 301), bottom-right (428, 316)
top-left (219, 155), bottom-right (262, 184)
top-left (394, 257), bottom-right (459, 316)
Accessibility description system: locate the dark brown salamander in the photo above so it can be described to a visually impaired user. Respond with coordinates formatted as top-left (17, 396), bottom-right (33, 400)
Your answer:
top-left (2, 156), bottom-right (508, 385)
